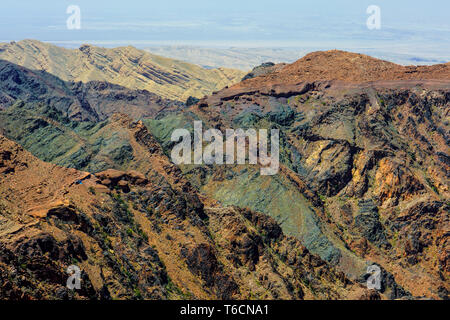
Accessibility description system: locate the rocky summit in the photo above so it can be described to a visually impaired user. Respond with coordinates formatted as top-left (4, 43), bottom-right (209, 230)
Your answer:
top-left (0, 45), bottom-right (448, 300)
top-left (235, 50), bottom-right (450, 88)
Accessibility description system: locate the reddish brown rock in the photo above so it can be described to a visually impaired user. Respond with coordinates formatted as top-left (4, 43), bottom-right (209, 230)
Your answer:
top-left (117, 180), bottom-right (130, 193)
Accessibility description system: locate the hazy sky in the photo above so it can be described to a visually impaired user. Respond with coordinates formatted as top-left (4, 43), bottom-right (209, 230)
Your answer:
top-left (1, 0), bottom-right (449, 55)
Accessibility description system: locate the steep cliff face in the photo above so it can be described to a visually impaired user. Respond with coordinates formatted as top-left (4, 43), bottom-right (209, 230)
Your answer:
top-left (0, 40), bottom-right (246, 101)
top-left (0, 133), bottom-right (371, 300)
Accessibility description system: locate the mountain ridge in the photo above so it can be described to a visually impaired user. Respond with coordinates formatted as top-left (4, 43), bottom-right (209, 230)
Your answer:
top-left (0, 59), bottom-right (184, 121)
top-left (0, 129), bottom-right (375, 300)
top-left (0, 40), bottom-right (246, 101)
top-left (235, 50), bottom-right (450, 89)
top-left (0, 46), bottom-right (448, 300)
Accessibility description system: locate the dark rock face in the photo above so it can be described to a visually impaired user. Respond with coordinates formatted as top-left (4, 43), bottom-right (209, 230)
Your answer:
top-left (0, 232), bottom-right (97, 300)
top-left (379, 267), bottom-right (411, 300)
top-left (389, 201), bottom-right (449, 275)
top-left (184, 243), bottom-right (239, 299)
top-left (241, 208), bottom-right (283, 241)
top-left (47, 204), bottom-right (79, 223)
top-left (354, 200), bottom-right (389, 249)
top-left (0, 60), bottom-right (184, 122)
top-left (186, 96), bottom-right (200, 106)
top-left (266, 105), bottom-right (296, 126)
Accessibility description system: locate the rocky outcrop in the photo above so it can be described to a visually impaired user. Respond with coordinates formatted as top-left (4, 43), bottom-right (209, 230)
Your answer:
top-left (95, 169), bottom-right (149, 192)
top-left (0, 134), bottom-right (370, 300)
top-left (241, 62), bottom-right (287, 81)
top-left (354, 200), bottom-right (389, 249)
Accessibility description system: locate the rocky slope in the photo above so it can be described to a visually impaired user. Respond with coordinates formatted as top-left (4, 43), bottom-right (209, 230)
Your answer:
top-left (0, 132), bottom-right (375, 300)
top-left (0, 60), bottom-right (184, 121)
top-left (0, 40), bottom-right (246, 101)
top-left (144, 52), bottom-right (449, 299)
top-left (241, 62), bottom-right (288, 81)
top-left (236, 50), bottom-right (450, 89)
top-left (0, 49), bottom-right (448, 300)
